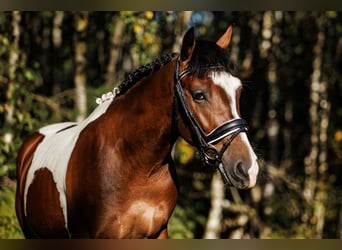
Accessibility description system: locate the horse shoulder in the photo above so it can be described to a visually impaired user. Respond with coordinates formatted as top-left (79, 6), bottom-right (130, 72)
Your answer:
top-left (15, 132), bottom-right (45, 237)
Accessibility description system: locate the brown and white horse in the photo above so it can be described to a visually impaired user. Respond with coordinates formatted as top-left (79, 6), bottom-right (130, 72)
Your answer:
top-left (15, 26), bottom-right (259, 238)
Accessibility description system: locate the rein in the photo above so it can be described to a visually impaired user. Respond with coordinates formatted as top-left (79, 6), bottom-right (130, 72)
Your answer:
top-left (174, 60), bottom-right (248, 184)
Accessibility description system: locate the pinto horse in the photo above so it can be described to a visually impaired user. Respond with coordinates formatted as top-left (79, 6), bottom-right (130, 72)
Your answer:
top-left (15, 25), bottom-right (259, 238)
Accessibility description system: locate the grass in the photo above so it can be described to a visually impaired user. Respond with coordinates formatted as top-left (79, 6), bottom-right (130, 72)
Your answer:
top-left (0, 178), bottom-right (24, 239)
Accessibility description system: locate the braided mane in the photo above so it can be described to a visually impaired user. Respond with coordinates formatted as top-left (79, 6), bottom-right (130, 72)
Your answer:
top-left (96, 53), bottom-right (178, 104)
top-left (117, 53), bottom-right (179, 96)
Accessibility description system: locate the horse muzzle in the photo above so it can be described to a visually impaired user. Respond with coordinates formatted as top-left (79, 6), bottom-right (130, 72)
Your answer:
top-left (200, 130), bottom-right (259, 189)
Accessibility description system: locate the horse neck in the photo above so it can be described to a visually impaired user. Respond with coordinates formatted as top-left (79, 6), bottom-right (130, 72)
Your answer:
top-left (103, 60), bottom-right (178, 172)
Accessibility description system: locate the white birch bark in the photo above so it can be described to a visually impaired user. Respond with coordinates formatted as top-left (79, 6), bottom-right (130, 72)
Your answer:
top-left (74, 12), bottom-right (88, 122)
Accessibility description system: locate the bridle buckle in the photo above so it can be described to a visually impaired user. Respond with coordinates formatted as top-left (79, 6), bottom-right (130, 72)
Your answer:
top-left (202, 144), bottom-right (220, 168)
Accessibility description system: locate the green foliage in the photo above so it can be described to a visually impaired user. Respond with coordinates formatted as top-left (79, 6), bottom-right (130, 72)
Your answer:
top-left (120, 11), bottom-right (161, 65)
top-left (169, 205), bottom-right (197, 239)
top-left (169, 196), bottom-right (208, 239)
top-left (0, 49), bottom-right (42, 178)
top-left (0, 183), bottom-right (24, 239)
top-left (169, 148), bottom-right (212, 239)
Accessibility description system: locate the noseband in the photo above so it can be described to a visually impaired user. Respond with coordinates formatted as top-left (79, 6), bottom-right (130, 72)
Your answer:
top-left (174, 60), bottom-right (248, 184)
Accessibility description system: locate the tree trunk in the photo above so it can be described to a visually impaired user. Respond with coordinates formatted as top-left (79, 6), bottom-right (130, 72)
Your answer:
top-left (74, 12), bottom-right (88, 122)
top-left (5, 11), bottom-right (21, 126)
top-left (313, 15), bottom-right (330, 238)
top-left (105, 14), bottom-right (125, 87)
top-left (203, 172), bottom-right (224, 239)
top-left (303, 14), bottom-right (328, 238)
top-left (172, 11), bottom-right (192, 52)
top-left (51, 11), bottom-right (64, 120)
top-left (230, 25), bottom-right (240, 62)
top-left (260, 14), bottom-right (278, 235)
top-left (262, 11), bottom-right (280, 166)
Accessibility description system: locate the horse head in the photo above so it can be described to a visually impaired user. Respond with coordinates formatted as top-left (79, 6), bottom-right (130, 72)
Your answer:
top-left (175, 26), bottom-right (259, 189)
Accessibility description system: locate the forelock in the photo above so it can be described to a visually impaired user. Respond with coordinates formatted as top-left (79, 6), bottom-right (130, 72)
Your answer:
top-left (186, 40), bottom-right (239, 79)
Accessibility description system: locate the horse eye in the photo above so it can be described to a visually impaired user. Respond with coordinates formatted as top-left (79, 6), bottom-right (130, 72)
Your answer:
top-left (192, 91), bottom-right (206, 101)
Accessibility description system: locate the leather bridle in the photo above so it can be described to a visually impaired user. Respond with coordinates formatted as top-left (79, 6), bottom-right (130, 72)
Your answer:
top-left (174, 60), bottom-right (248, 184)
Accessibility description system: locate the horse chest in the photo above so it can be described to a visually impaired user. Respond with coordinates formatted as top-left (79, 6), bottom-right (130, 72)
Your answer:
top-left (113, 200), bottom-right (171, 238)
top-left (85, 168), bottom-right (179, 238)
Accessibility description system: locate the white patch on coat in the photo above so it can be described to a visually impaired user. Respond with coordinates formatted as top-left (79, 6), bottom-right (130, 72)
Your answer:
top-left (211, 72), bottom-right (259, 187)
top-left (24, 98), bottom-right (114, 232)
top-left (240, 133), bottom-right (259, 187)
top-left (210, 72), bottom-right (241, 118)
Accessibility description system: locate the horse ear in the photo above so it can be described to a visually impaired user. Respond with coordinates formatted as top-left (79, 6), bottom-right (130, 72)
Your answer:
top-left (180, 27), bottom-right (196, 63)
top-left (216, 25), bottom-right (233, 49)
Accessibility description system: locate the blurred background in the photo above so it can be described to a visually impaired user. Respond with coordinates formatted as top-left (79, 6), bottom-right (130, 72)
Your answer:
top-left (0, 11), bottom-right (341, 238)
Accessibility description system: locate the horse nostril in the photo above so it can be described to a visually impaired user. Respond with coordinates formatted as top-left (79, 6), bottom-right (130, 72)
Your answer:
top-left (235, 161), bottom-right (247, 178)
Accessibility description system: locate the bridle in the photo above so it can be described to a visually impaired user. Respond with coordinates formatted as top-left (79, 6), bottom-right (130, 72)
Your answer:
top-left (174, 60), bottom-right (249, 184)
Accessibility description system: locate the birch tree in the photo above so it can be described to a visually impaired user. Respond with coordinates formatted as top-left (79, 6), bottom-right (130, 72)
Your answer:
top-left (302, 13), bottom-right (330, 238)
top-left (5, 11), bottom-right (21, 127)
top-left (74, 12), bottom-right (88, 122)
top-left (105, 14), bottom-right (125, 87)
top-left (203, 172), bottom-right (224, 239)
top-left (52, 11), bottom-right (64, 95)
top-left (172, 11), bottom-right (193, 52)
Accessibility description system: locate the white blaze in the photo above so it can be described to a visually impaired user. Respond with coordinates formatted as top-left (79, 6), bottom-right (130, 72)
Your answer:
top-left (211, 72), bottom-right (241, 119)
top-left (211, 72), bottom-right (259, 187)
